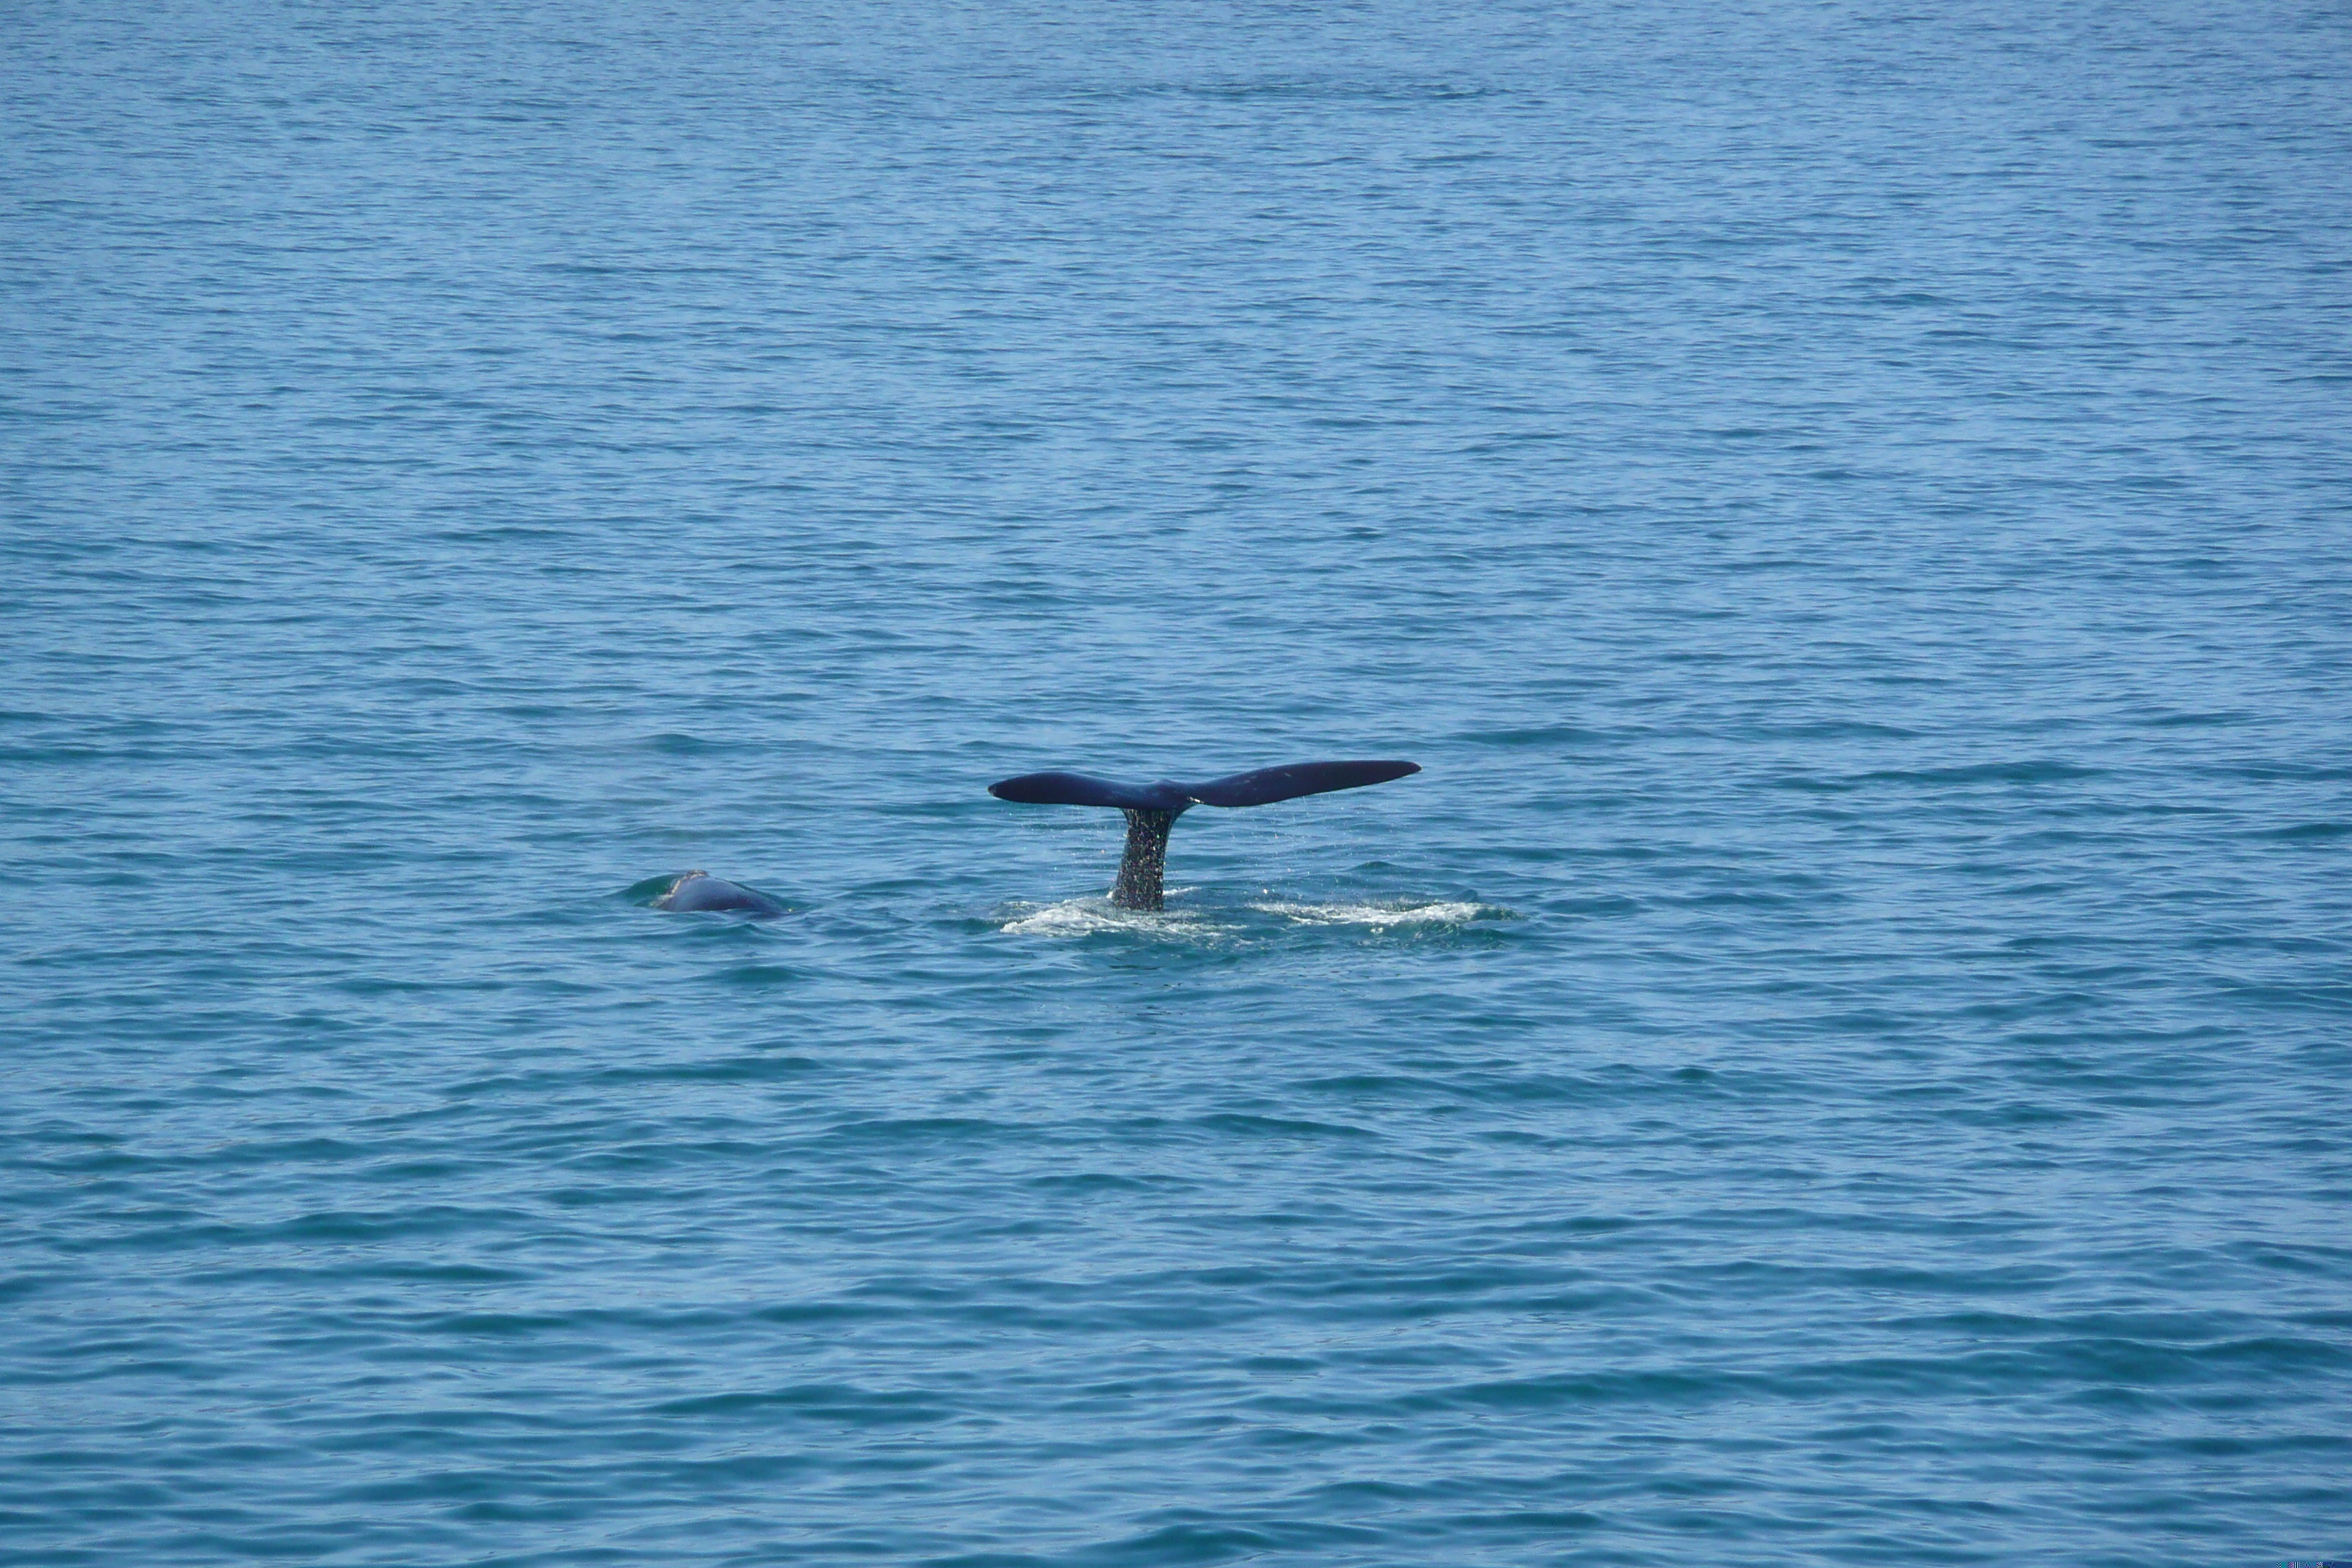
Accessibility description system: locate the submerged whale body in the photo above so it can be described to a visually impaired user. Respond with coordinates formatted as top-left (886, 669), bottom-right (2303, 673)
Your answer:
top-left (988, 758), bottom-right (1420, 911)
top-left (655, 870), bottom-right (785, 917)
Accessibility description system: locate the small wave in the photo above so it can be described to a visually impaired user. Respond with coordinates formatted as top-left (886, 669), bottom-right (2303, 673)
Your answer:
top-left (1452, 723), bottom-right (1606, 747)
top-left (1252, 898), bottom-right (1515, 929)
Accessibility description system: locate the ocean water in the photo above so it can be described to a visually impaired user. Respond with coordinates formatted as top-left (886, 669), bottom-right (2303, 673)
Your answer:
top-left (4, 1), bottom-right (2350, 1563)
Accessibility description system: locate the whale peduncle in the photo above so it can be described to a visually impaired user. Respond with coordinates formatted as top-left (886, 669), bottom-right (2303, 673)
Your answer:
top-left (1112, 808), bottom-right (1180, 911)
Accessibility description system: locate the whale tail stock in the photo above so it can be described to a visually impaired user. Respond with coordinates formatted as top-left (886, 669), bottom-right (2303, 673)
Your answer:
top-left (987, 759), bottom-right (1420, 911)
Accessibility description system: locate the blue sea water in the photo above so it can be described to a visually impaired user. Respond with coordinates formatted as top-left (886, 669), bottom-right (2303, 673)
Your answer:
top-left (5, 1), bottom-right (2351, 1562)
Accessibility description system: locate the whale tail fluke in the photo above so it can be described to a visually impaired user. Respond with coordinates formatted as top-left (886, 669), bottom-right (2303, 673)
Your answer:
top-left (987, 760), bottom-right (1418, 813)
top-left (987, 758), bottom-right (1421, 911)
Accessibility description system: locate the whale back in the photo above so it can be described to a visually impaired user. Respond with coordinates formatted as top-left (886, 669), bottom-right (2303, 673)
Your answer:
top-left (657, 872), bottom-right (785, 917)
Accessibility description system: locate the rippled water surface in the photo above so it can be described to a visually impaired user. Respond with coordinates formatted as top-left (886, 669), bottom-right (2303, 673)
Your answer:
top-left (6, 2), bottom-right (2351, 1564)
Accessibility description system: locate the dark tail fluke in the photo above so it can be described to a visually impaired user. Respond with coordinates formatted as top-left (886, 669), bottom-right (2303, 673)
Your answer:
top-left (987, 758), bottom-right (1420, 911)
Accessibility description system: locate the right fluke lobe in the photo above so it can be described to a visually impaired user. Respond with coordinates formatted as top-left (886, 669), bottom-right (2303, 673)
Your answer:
top-left (1181, 759), bottom-right (1420, 809)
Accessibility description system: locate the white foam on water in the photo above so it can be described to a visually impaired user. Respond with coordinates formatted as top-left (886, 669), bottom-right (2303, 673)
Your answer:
top-left (1250, 898), bottom-right (1509, 929)
top-left (998, 893), bottom-right (1224, 939)
top-left (999, 895), bottom-right (1514, 938)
